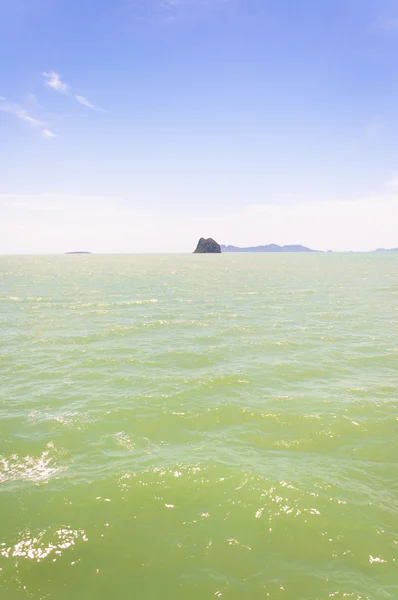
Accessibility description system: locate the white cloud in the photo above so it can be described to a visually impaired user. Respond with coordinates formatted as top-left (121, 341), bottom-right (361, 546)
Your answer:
top-left (43, 71), bottom-right (69, 93)
top-left (0, 101), bottom-right (56, 139)
top-left (43, 71), bottom-right (102, 111)
top-left (74, 94), bottom-right (101, 111)
top-left (0, 103), bottom-right (42, 127)
top-left (42, 129), bottom-right (57, 139)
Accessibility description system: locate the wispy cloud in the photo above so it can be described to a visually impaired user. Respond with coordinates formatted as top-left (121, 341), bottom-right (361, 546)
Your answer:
top-left (75, 94), bottom-right (102, 111)
top-left (42, 129), bottom-right (57, 139)
top-left (0, 104), bottom-right (42, 127)
top-left (43, 71), bottom-right (102, 111)
top-left (0, 101), bottom-right (56, 139)
top-left (43, 71), bottom-right (69, 93)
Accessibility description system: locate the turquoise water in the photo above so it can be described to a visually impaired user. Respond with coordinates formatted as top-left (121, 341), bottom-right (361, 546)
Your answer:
top-left (1, 253), bottom-right (397, 599)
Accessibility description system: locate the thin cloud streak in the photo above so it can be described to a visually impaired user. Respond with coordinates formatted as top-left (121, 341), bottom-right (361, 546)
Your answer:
top-left (43, 71), bottom-right (102, 111)
top-left (0, 101), bottom-right (56, 139)
top-left (0, 103), bottom-right (42, 127)
top-left (75, 94), bottom-right (102, 111)
top-left (42, 129), bottom-right (57, 138)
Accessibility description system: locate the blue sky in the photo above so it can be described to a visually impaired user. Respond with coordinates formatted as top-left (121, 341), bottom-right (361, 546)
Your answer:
top-left (1, 0), bottom-right (398, 252)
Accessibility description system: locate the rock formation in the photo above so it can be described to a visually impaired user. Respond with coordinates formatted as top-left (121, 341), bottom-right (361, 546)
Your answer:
top-left (193, 238), bottom-right (222, 253)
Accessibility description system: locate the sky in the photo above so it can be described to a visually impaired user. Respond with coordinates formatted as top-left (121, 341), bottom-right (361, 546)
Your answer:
top-left (1, 0), bottom-right (398, 253)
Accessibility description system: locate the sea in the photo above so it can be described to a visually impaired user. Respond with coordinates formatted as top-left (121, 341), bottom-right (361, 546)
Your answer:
top-left (1, 253), bottom-right (397, 600)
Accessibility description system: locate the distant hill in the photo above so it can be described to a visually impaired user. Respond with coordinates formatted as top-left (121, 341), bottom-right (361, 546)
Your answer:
top-left (374, 248), bottom-right (398, 252)
top-left (220, 244), bottom-right (321, 253)
top-left (65, 251), bottom-right (92, 254)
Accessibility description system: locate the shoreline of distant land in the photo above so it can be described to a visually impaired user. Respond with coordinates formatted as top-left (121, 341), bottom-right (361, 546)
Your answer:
top-left (220, 244), bottom-right (398, 253)
top-left (221, 244), bottom-right (319, 253)
top-left (2, 247), bottom-right (398, 255)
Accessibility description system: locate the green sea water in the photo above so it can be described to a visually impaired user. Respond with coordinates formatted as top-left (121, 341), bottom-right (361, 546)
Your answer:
top-left (1, 253), bottom-right (397, 600)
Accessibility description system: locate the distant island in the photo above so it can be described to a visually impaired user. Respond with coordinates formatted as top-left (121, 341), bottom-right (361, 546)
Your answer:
top-left (194, 238), bottom-right (222, 253)
top-left (221, 244), bottom-right (320, 253)
top-left (65, 251), bottom-right (92, 254)
top-left (374, 248), bottom-right (398, 252)
top-left (219, 244), bottom-right (398, 253)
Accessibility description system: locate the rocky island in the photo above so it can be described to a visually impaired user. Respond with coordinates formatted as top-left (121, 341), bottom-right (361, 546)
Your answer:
top-left (193, 238), bottom-right (222, 253)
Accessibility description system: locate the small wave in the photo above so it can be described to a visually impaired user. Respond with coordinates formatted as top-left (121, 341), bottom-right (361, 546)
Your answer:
top-left (142, 320), bottom-right (170, 327)
top-left (119, 299), bottom-right (158, 305)
top-left (28, 411), bottom-right (90, 430)
top-left (0, 443), bottom-right (66, 483)
top-left (115, 432), bottom-right (136, 450)
top-left (72, 299), bottom-right (158, 308)
top-left (73, 302), bottom-right (110, 308)
top-left (54, 412), bottom-right (90, 429)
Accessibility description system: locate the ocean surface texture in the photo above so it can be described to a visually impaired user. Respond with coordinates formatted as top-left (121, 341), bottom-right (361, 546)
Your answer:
top-left (1, 254), bottom-right (397, 600)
